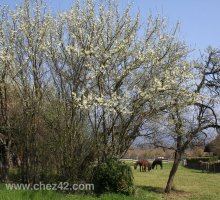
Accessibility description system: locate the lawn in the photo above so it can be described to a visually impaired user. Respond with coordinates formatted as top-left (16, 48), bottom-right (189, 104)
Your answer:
top-left (0, 163), bottom-right (219, 200)
top-left (133, 163), bottom-right (220, 200)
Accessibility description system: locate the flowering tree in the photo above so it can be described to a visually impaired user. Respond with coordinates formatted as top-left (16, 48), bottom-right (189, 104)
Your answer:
top-left (145, 47), bottom-right (220, 193)
top-left (53, 0), bottom-right (195, 162)
top-left (0, 0), bottom-right (53, 182)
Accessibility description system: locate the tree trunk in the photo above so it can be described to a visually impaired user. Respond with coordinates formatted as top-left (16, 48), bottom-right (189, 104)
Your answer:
top-left (165, 151), bottom-right (182, 193)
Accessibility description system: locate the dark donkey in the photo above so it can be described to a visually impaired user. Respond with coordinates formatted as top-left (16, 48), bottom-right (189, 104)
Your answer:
top-left (134, 160), bottom-right (152, 172)
top-left (152, 159), bottom-right (163, 169)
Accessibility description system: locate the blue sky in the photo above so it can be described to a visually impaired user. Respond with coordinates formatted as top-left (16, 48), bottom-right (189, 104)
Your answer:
top-left (1, 0), bottom-right (220, 56)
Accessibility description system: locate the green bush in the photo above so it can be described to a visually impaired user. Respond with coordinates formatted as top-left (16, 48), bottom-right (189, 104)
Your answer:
top-left (92, 159), bottom-right (134, 195)
top-left (208, 156), bottom-right (219, 163)
top-left (186, 156), bottom-right (218, 164)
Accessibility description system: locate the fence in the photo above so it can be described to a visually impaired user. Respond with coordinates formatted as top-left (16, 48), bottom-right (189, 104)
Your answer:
top-left (120, 158), bottom-right (169, 164)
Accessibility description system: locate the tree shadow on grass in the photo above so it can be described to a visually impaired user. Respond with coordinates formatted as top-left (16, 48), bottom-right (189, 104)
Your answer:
top-left (137, 185), bottom-right (164, 194)
top-left (192, 170), bottom-right (212, 174)
top-left (137, 185), bottom-right (188, 194)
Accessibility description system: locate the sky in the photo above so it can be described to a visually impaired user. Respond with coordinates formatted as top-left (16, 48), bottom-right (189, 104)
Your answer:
top-left (1, 0), bottom-right (220, 57)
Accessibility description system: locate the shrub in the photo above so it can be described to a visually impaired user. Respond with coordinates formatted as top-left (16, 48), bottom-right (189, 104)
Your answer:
top-left (186, 156), bottom-right (218, 164)
top-left (92, 159), bottom-right (134, 195)
top-left (186, 156), bottom-right (219, 170)
top-left (208, 156), bottom-right (219, 163)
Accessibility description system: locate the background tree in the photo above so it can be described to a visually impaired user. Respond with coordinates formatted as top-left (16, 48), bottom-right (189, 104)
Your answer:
top-left (145, 47), bottom-right (220, 193)
top-left (205, 134), bottom-right (220, 156)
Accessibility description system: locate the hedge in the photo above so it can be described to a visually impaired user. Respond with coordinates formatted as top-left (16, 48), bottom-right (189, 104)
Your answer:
top-left (186, 156), bottom-right (220, 172)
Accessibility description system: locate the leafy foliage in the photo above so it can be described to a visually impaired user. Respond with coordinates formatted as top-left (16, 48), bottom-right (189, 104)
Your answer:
top-left (186, 156), bottom-right (218, 164)
top-left (92, 159), bottom-right (134, 195)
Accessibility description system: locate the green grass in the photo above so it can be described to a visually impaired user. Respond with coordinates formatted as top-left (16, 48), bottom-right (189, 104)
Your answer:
top-left (134, 163), bottom-right (220, 200)
top-left (0, 190), bottom-right (160, 200)
top-left (0, 163), bottom-right (220, 200)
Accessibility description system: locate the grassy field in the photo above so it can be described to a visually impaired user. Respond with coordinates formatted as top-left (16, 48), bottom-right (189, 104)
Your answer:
top-left (0, 163), bottom-right (220, 200)
top-left (133, 163), bottom-right (220, 200)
